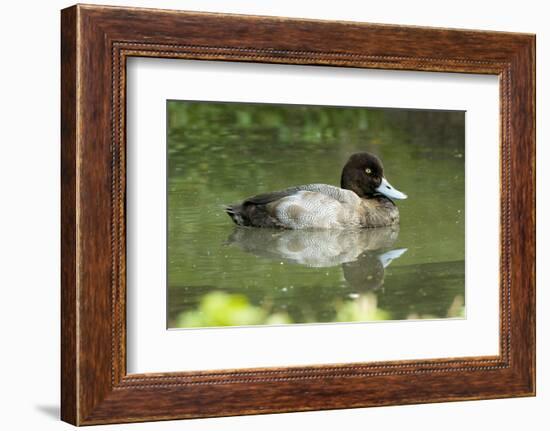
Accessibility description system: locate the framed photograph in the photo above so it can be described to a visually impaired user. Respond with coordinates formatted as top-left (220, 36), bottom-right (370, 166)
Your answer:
top-left (61, 4), bottom-right (535, 425)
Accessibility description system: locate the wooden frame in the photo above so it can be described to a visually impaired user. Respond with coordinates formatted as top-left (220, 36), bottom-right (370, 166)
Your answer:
top-left (61, 4), bottom-right (535, 425)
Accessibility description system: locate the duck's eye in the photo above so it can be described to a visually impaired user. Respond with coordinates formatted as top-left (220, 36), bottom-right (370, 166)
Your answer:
top-left (365, 168), bottom-right (372, 175)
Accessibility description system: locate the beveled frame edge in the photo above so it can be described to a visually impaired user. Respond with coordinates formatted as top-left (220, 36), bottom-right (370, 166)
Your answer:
top-left (61, 4), bottom-right (535, 425)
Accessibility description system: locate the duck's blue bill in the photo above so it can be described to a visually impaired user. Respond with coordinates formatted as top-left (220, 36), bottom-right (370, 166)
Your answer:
top-left (376, 177), bottom-right (408, 200)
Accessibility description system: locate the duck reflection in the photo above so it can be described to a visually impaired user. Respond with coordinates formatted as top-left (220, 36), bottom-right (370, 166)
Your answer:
top-left (226, 226), bottom-right (407, 291)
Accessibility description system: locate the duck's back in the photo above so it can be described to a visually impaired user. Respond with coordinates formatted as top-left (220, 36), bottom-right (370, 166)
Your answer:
top-left (225, 184), bottom-right (371, 229)
top-left (268, 187), bottom-right (362, 229)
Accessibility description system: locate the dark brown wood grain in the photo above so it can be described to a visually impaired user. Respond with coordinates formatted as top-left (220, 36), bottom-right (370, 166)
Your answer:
top-left (60, 5), bottom-right (77, 424)
top-left (61, 4), bottom-right (535, 425)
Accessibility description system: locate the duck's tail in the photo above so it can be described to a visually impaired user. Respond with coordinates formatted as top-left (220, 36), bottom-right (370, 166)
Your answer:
top-left (224, 204), bottom-right (246, 226)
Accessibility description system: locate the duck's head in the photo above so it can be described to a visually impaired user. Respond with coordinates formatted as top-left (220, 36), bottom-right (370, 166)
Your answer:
top-left (340, 152), bottom-right (407, 200)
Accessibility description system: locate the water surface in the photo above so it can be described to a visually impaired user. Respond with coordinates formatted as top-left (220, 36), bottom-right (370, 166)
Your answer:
top-left (167, 101), bottom-right (465, 328)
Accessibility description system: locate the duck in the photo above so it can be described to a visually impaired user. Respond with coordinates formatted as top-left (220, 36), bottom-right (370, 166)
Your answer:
top-left (224, 152), bottom-right (407, 229)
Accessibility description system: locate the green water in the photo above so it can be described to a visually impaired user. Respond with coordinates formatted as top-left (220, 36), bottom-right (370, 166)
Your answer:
top-left (167, 101), bottom-right (465, 328)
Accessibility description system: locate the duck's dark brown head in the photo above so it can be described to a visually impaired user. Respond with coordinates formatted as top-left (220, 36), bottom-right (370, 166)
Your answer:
top-left (340, 152), bottom-right (407, 200)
